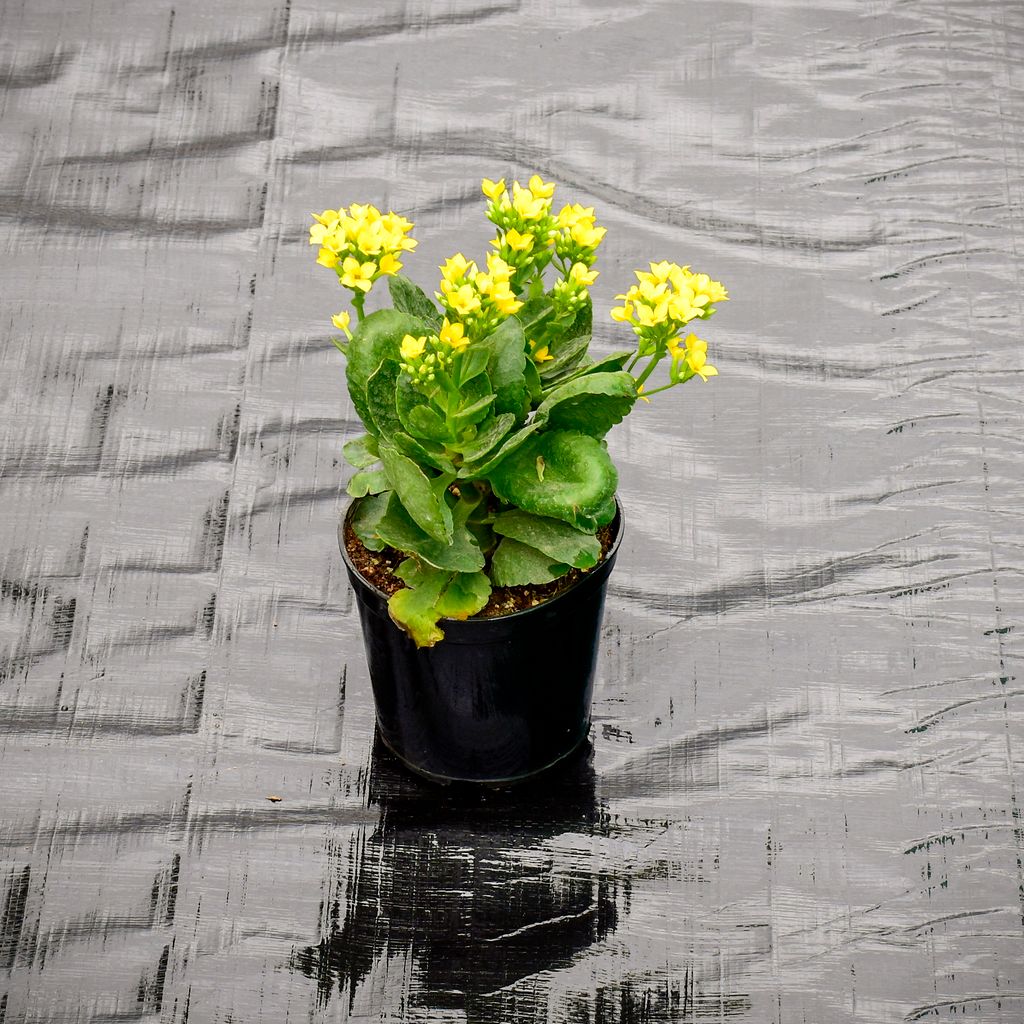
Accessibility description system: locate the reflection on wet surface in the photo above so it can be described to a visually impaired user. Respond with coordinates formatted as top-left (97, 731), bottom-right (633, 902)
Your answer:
top-left (2, 0), bottom-right (1024, 1020)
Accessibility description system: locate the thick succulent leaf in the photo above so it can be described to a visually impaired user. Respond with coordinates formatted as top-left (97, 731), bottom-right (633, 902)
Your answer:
top-left (457, 344), bottom-right (490, 385)
top-left (515, 295), bottom-right (555, 335)
top-left (523, 358), bottom-right (543, 405)
top-left (480, 316), bottom-right (528, 420)
top-left (566, 293), bottom-right (592, 339)
top-left (379, 445), bottom-right (452, 543)
top-left (388, 560), bottom-right (449, 647)
top-left (538, 333), bottom-right (591, 382)
top-left (452, 412), bottom-right (515, 463)
top-left (393, 431), bottom-right (455, 474)
top-left (572, 494), bottom-right (618, 533)
top-left (435, 571), bottom-right (491, 619)
top-left (346, 309), bottom-right (426, 431)
top-left (535, 371), bottom-right (637, 438)
top-left (458, 420), bottom-right (541, 478)
top-left (490, 537), bottom-right (570, 586)
top-left (492, 509), bottom-right (601, 569)
top-left (346, 468), bottom-right (389, 498)
top-left (375, 493), bottom-right (484, 572)
top-left (349, 491), bottom-right (390, 551)
top-left (387, 274), bottom-right (442, 329)
top-left (366, 360), bottom-right (403, 440)
top-left (487, 430), bottom-right (618, 528)
top-left (343, 433), bottom-right (379, 469)
top-left (453, 392), bottom-right (496, 431)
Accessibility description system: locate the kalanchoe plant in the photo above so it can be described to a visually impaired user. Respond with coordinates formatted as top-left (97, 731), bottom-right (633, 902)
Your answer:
top-left (312, 175), bottom-right (728, 647)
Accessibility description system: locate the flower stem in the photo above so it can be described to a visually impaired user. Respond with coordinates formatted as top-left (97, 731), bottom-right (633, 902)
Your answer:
top-left (352, 291), bottom-right (366, 322)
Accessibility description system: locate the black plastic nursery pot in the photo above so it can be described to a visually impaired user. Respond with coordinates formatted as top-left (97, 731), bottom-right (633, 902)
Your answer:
top-left (340, 500), bottom-right (623, 786)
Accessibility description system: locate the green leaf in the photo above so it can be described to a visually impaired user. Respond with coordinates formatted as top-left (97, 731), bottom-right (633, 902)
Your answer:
top-left (515, 295), bottom-right (555, 335)
top-left (436, 570), bottom-right (491, 619)
top-left (457, 344), bottom-right (490, 385)
top-left (407, 404), bottom-right (449, 443)
top-left (346, 468), bottom-right (389, 497)
top-left (480, 316), bottom-right (528, 421)
top-left (387, 561), bottom-right (491, 647)
top-left (535, 371), bottom-right (637, 438)
top-left (349, 491), bottom-right (390, 551)
top-left (388, 561), bottom-right (449, 647)
top-left (487, 430), bottom-right (618, 528)
top-left (366, 360), bottom-right (403, 440)
top-left (566, 293), bottom-right (592, 339)
top-left (492, 509), bottom-right (601, 568)
top-left (387, 274), bottom-right (442, 329)
top-left (523, 358), bottom-right (543, 405)
top-left (375, 493), bottom-right (484, 572)
top-left (460, 420), bottom-right (541, 477)
top-left (393, 431), bottom-right (456, 474)
top-left (343, 433), bottom-right (380, 469)
top-left (453, 392), bottom-right (496, 431)
top-left (538, 333), bottom-right (591, 382)
top-left (346, 309), bottom-right (426, 432)
top-left (490, 537), bottom-right (570, 586)
top-left (453, 412), bottom-right (515, 463)
top-left (379, 444), bottom-right (452, 542)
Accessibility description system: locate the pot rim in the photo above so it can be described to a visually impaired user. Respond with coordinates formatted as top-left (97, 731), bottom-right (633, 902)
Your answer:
top-left (339, 495), bottom-right (624, 629)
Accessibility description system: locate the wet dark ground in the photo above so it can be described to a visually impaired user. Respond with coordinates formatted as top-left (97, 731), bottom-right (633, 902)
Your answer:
top-left (2, 1), bottom-right (1024, 1021)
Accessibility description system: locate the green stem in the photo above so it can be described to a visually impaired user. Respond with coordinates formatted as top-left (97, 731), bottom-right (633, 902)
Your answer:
top-left (634, 353), bottom-right (663, 388)
top-left (352, 291), bottom-right (366, 322)
top-left (637, 381), bottom-right (677, 397)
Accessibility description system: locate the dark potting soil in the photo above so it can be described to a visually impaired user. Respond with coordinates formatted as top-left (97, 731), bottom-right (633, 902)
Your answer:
top-left (343, 518), bottom-right (615, 618)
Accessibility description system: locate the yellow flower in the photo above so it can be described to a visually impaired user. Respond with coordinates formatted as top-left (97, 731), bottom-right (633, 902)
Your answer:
top-left (512, 183), bottom-right (547, 220)
top-left (378, 252), bottom-right (402, 276)
top-left (610, 302), bottom-right (633, 323)
top-left (486, 252), bottom-right (514, 281)
top-left (400, 334), bottom-right (427, 360)
top-left (316, 247), bottom-right (339, 269)
top-left (440, 253), bottom-right (474, 284)
top-left (569, 262), bottom-right (598, 287)
top-left (341, 256), bottom-right (376, 292)
top-left (636, 383), bottom-right (651, 404)
top-left (530, 341), bottom-right (553, 363)
top-left (556, 203), bottom-right (594, 230)
top-left (438, 318), bottom-right (469, 351)
top-left (482, 177), bottom-right (506, 201)
top-left (528, 174), bottom-right (556, 199)
top-left (683, 334), bottom-right (718, 381)
top-left (570, 222), bottom-right (606, 249)
top-left (504, 228), bottom-right (534, 253)
top-left (331, 311), bottom-right (351, 332)
top-left (448, 284), bottom-right (481, 316)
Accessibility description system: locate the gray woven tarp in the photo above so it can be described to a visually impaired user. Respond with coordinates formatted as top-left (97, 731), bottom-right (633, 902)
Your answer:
top-left (2, 2), bottom-right (1023, 1021)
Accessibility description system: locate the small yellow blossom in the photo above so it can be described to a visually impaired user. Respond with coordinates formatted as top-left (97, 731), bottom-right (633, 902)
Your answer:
top-left (438, 319), bottom-right (469, 351)
top-left (482, 178), bottom-right (506, 201)
top-left (528, 174), bottom-right (556, 199)
top-left (569, 262), bottom-right (598, 287)
top-left (341, 257), bottom-right (376, 292)
top-left (503, 228), bottom-right (534, 252)
top-left (317, 248), bottom-right (340, 269)
top-left (530, 342), bottom-right (553, 363)
top-left (448, 284), bottom-right (481, 316)
top-left (610, 302), bottom-right (633, 322)
top-left (331, 311), bottom-right (351, 332)
top-left (570, 221), bottom-right (607, 249)
top-left (683, 334), bottom-right (718, 380)
top-left (511, 184), bottom-right (547, 221)
top-left (378, 252), bottom-right (402, 276)
top-left (400, 334), bottom-right (427, 361)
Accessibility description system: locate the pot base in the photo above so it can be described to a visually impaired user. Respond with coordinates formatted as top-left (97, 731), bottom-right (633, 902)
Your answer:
top-left (374, 722), bottom-right (592, 788)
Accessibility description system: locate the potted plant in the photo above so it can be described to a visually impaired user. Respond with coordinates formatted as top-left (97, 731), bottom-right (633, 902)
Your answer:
top-left (311, 175), bottom-right (728, 785)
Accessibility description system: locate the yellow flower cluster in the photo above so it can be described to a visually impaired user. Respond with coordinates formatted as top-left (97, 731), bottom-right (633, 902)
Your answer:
top-left (435, 252), bottom-right (523, 340)
top-left (551, 260), bottom-right (599, 317)
top-left (611, 261), bottom-right (728, 335)
top-left (552, 203), bottom-right (606, 265)
top-left (310, 204), bottom-right (417, 294)
top-left (668, 334), bottom-right (718, 383)
top-left (399, 319), bottom-right (471, 386)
